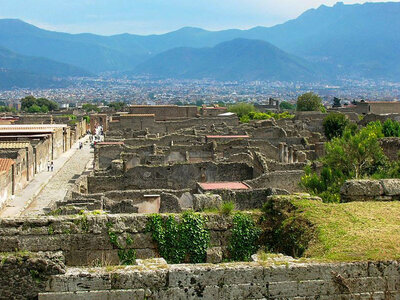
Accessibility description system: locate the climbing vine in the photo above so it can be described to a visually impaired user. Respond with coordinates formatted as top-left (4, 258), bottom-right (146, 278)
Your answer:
top-left (106, 222), bottom-right (136, 265)
top-left (228, 212), bottom-right (261, 261)
top-left (146, 211), bottom-right (210, 264)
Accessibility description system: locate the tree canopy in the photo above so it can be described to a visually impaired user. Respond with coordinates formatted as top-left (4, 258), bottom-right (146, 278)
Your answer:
top-left (322, 112), bottom-right (350, 140)
top-left (279, 101), bottom-right (295, 110)
top-left (296, 92), bottom-right (325, 112)
top-left (21, 96), bottom-right (59, 113)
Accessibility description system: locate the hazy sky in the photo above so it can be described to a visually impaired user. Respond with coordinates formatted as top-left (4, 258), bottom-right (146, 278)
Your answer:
top-left (0, 0), bottom-right (398, 35)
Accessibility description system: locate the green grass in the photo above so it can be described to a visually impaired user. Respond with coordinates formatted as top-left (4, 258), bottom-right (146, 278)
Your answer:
top-left (289, 198), bottom-right (400, 261)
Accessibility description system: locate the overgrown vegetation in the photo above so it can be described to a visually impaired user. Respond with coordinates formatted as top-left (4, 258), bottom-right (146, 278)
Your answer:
top-left (302, 119), bottom-right (400, 202)
top-left (228, 213), bottom-right (261, 261)
top-left (220, 201), bottom-right (235, 215)
top-left (146, 211), bottom-right (210, 264)
top-left (227, 102), bottom-right (294, 123)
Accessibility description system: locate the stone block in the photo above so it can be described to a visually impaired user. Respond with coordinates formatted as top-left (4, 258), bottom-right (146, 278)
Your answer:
top-left (206, 247), bottom-right (223, 264)
top-left (380, 179), bottom-right (400, 196)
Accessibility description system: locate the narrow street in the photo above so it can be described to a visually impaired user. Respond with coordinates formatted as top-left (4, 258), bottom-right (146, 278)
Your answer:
top-left (0, 136), bottom-right (93, 218)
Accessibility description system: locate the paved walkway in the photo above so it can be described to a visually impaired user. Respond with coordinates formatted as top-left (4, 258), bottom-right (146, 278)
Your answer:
top-left (0, 136), bottom-right (92, 218)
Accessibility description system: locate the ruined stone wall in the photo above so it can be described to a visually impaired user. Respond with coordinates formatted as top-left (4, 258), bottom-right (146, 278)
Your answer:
top-left (37, 260), bottom-right (400, 299)
top-left (380, 137), bottom-right (400, 161)
top-left (0, 214), bottom-right (236, 266)
top-left (0, 251), bottom-right (65, 300)
top-left (88, 162), bottom-right (253, 192)
top-left (245, 170), bottom-right (305, 193)
top-left (128, 105), bottom-right (198, 121)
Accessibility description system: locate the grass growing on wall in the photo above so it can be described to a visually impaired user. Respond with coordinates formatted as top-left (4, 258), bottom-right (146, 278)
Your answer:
top-left (267, 195), bottom-right (400, 262)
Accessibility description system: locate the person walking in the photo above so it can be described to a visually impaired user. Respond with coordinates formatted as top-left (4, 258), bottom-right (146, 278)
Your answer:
top-left (47, 161), bottom-right (50, 172)
top-left (50, 161), bottom-right (54, 172)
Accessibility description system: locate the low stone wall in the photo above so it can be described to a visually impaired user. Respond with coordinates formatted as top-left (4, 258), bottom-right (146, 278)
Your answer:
top-left (0, 214), bottom-right (237, 266)
top-left (38, 260), bottom-right (400, 299)
top-left (340, 179), bottom-right (400, 202)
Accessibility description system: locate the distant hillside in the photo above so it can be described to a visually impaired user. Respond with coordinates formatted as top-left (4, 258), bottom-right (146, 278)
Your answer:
top-left (0, 19), bottom-right (144, 73)
top-left (132, 39), bottom-right (322, 81)
top-left (0, 46), bottom-right (91, 78)
top-left (0, 2), bottom-right (399, 80)
top-left (0, 69), bottom-right (66, 89)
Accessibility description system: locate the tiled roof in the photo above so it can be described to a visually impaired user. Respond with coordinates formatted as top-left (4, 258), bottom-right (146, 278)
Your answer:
top-left (198, 182), bottom-right (250, 190)
top-left (0, 142), bottom-right (31, 149)
top-left (0, 158), bottom-right (14, 172)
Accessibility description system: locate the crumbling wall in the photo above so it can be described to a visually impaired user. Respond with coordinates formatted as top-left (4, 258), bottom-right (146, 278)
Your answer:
top-left (88, 162), bottom-right (254, 192)
top-left (0, 251), bottom-right (65, 300)
top-left (245, 170), bottom-right (305, 192)
top-left (0, 214), bottom-right (236, 266)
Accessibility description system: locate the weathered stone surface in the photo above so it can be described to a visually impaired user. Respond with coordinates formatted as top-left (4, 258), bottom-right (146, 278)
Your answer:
top-left (380, 179), bottom-right (400, 196)
top-left (340, 180), bottom-right (383, 197)
top-left (193, 194), bottom-right (223, 211)
top-left (341, 179), bottom-right (400, 202)
top-left (206, 247), bottom-right (223, 264)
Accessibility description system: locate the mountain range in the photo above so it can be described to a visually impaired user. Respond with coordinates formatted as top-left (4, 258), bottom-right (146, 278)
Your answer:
top-left (0, 1), bottom-right (399, 88)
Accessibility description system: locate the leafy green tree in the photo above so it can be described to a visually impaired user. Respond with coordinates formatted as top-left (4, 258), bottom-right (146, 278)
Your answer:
top-left (280, 101), bottom-right (295, 110)
top-left (227, 102), bottom-right (255, 118)
top-left (332, 97), bottom-right (342, 108)
top-left (108, 101), bottom-right (126, 111)
top-left (382, 119), bottom-right (400, 137)
top-left (82, 103), bottom-right (100, 113)
top-left (322, 113), bottom-right (350, 140)
top-left (301, 122), bottom-right (387, 202)
top-left (296, 92), bottom-right (325, 112)
top-left (27, 104), bottom-right (41, 113)
top-left (21, 96), bottom-right (58, 112)
top-left (40, 105), bottom-right (49, 113)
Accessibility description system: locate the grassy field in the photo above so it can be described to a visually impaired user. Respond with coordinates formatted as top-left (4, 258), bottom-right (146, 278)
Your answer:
top-left (290, 198), bottom-right (400, 261)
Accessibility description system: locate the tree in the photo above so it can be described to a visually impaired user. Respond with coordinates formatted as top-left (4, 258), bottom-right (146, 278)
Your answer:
top-left (382, 119), bottom-right (400, 137)
top-left (296, 92), bottom-right (325, 112)
top-left (227, 103), bottom-right (255, 118)
top-left (108, 101), bottom-right (126, 111)
top-left (279, 101), bottom-right (295, 110)
top-left (82, 103), bottom-right (100, 113)
top-left (21, 96), bottom-right (58, 112)
top-left (322, 113), bottom-right (350, 140)
top-left (301, 122), bottom-right (387, 202)
top-left (27, 104), bottom-right (41, 113)
top-left (332, 97), bottom-right (341, 108)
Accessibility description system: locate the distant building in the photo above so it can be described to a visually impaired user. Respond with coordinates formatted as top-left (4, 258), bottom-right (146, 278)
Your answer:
top-left (201, 105), bottom-right (228, 117)
top-left (255, 98), bottom-right (280, 112)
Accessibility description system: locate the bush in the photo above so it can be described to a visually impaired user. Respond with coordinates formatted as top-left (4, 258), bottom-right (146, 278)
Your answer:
top-left (322, 112), bottom-right (349, 140)
top-left (228, 213), bottom-right (261, 261)
top-left (296, 92), bottom-right (325, 112)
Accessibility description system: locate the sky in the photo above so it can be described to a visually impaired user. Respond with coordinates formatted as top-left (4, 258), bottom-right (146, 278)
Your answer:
top-left (0, 0), bottom-right (398, 35)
